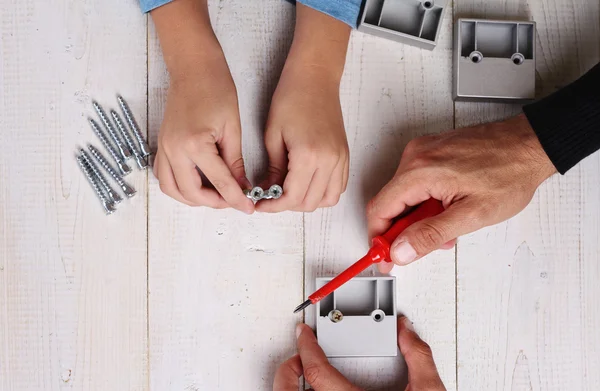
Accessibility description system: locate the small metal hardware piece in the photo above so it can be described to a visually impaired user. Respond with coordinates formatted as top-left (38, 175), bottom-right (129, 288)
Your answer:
top-left (88, 118), bottom-right (132, 176)
top-left (244, 185), bottom-right (284, 202)
top-left (93, 101), bottom-right (131, 160)
top-left (267, 184), bottom-right (283, 199)
top-left (88, 145), bottom-right (137, 198)
top-left (110, 110), bottom-right (148, 170)
top-left (79, 149), bottom-right (123, 204)
top-left (76, 156), bottom-right (116, 215)
top-left (117, 95), bottom-right (151, 158)
top-left (370, 309), bottom-right (385, 323)
top-left (328, 309), bottom-right (344, 323)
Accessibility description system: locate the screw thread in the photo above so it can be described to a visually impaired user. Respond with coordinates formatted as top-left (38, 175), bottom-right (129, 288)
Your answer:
top-left (89, 119), bottom-right (122, 164)
top-left (93, 101), bottom-right (129, 158)
top-left (88, 145), bottom-right (125, 186)
top-left (117, 95), bottom-right (150, 156)
top-left (80, 150), bottom-right (120, 203)
top-left (111, 110), bottom-right (141, 158)
top-left (77, 156), bottom-right (111, 204)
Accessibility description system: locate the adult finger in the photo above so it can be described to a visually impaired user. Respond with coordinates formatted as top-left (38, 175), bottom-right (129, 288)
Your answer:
top-left (188, 143), bottom-right (254, 213)
top-left (169, 153), bottom-right (229, 209)
top-left (389, 199), bottom-right (484, 266)
top-left (377, 239), bottom-right (456, 274)
top-left (295, 324), bottom-right (360, 391)
top-left (398, 317), bottom-right (446, 391)
top-left (155, 148), bottom-right (194, 206)
top-left (273, 355), bottom-right (303, 391)
top-left (366, 173), bottom-right (431, 242)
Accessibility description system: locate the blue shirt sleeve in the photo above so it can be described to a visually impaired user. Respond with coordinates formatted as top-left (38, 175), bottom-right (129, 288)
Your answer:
top-left (139, 0), bottom-right (361, 29)
top-left (292, 0), bottom-right (362, 28)
top-left (139, 0), bottom-right (172, 13)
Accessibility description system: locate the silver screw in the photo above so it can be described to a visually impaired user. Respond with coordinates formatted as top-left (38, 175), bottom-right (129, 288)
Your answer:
top-left (88, 145), bottom-right (136, 198)
top-left (79, 149), bottom-right (123, 204)
top-left (88, 118), bottom-right (132, 176)
top-left (93, 101), bottom-right (132, 160)
top-left (76, 156), bottom-right (116, 215)
top-left (244, 186), bottom-right (264, 202)
top-left (117, 95), bottom-right (151, 158)
top-left (110, 110), bottom-right (148, 170)
top-left (328, 309), bottom-right (344, 323)
top-left (267, 184), bottom-right (283, 199)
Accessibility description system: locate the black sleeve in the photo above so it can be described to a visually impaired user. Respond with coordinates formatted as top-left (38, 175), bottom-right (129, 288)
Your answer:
top-left (523, 62), bottom-right (600, 174)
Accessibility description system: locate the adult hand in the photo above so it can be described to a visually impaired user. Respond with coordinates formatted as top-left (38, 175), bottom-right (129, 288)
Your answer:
top-left (257, 4), bottom-right (350, 212)
top-left (367, 115), bottom-right (556, 272)
top-left (151, 0), bottom-right (254, 213)
top-left (273, 317), bottom-right (446, 391)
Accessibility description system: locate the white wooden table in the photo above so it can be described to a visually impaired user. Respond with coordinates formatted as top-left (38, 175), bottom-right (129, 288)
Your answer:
top-left (1, 0), bottom-right (599, 390)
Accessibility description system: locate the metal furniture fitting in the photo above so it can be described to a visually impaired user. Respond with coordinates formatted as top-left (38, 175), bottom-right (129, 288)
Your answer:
top-left (76, 156), bottom-right (116, 215)
top-left (93, 101), bottom-right (131, 160)
top-left (88, 145), bottom-right (137, 198)
top-left (110, 110), bottom-right (148, 170)
top-left (117, 95), bottom-right (151, 158)
top-left (79, 149), bottom-right (122, 205)
top-left (89, 118), bottom-right (132, 176)
top-left (244, 185), bottom-right (283, 202)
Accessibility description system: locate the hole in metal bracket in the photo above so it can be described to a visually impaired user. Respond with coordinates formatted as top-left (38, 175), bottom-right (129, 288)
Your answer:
top-left (423, 1), bottom-right (433, 9)
top-left (511, 53), bottom-right (525, 65)
top-left (371, 309), bottom-right (385, 323)
top-left (469, 51), bottom-right (483, 63)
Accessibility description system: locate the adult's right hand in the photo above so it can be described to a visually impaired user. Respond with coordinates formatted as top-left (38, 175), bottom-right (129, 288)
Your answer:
top-left (367, 115), bottom-right (556, 272)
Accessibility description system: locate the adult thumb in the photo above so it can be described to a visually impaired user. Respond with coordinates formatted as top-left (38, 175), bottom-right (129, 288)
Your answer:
top-left (398, 317), bottom-right (446, 391)
top-left (390, 200), bottom-right (483, 265)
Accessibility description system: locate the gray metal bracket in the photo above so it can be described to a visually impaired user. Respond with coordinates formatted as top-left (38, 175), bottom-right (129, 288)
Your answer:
top-left (453, 18), bottom-right (536, 102)
top-left (316, 276), bottom-right (398, 357)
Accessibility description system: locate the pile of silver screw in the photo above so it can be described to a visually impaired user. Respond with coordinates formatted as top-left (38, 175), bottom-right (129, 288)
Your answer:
top-left (243, 185), bottom-right (283, 202)
top-left (77, 96), bottom-right (150, 215)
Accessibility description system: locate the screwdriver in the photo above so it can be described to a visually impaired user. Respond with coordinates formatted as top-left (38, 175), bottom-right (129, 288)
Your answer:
top-left (293, 198), bottom-right (444, 313)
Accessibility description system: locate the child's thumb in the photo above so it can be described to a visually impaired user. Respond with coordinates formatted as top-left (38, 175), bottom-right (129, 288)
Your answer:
top-left (390, 201), bottom-right (482, 265)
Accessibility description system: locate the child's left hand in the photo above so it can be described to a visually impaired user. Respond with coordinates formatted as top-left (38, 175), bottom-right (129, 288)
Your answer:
top-left (256, 64), bottom-right (349, 212)
top-left (256, 3), bottom-right (351, 213)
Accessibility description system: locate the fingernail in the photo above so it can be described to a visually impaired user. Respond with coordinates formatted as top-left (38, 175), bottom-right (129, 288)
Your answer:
top-left (402, 317), bottom-right (415, 332)
top-left (391, 240), bottom-right (417, 265)
top-left (295, 324), bottom-right (303, 339)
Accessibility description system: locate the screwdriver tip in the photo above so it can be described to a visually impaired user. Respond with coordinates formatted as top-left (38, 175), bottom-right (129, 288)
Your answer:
top-left (293, 299), bottom-right (312, 314)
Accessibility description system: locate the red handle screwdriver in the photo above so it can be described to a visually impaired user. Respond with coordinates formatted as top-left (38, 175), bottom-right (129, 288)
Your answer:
top-left (293, 198), bottom-right (444, 313)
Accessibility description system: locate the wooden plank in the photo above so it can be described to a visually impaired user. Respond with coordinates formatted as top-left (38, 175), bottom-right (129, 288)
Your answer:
top-left (0, 0), bottom-right (148, 390)
top-left (147, 1), bottom-right (303, 390)
top-left (455, 0), bottom-right (600, 390)
top-left (303, 10), bottom-right (457, 390)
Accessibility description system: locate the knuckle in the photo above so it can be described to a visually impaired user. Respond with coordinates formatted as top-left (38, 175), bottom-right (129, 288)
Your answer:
top-left (210, 178), bottom-right (230, 192)
top-left (366, 198), bottom-right (379, 218)
top-left (405, 338), bottom-right (434, 362)
top-left (303, 363), bottom-right (323, 386)
top-left (185, 132), bottom-right (215, 154)
top-left (413, 222), bottom-right (446, 252)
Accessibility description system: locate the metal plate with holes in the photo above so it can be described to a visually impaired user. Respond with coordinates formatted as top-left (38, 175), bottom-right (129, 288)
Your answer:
top-left (453, 18), bottom-right (536, 101)
top-left (316, 277), bottom-right (397, 357)
top-left (358, 0), bottom-right (449, 50)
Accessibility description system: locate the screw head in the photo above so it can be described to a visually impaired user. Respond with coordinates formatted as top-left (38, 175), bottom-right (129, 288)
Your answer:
top-left (328, 309), bottom-right (344, 323)
top-left (268, 184), bottom-right (283, 199)
top-left (371, 309), bottom-right (385, 323)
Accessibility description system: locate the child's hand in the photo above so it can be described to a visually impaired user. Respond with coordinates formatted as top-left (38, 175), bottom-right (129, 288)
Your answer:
top-left (257, 65), bottom-right (349, 212)
top-left (151, 0), bottom-right (254, 213)
top-left (256, 4), bottom-right (351, 213)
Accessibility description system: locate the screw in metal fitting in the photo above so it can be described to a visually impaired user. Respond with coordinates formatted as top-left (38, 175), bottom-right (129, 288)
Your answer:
top-left (79, 149), bottom-right (122, 204)
top-left (110, 110), bottom-right (148, 170)
top-left (76, 156), bottom-right (116, 215)
top-left (244, 186), bottom-right (265, 202)
top-left (89, 118), bottom-right (132, 176)
top-left (117, 95), bottom-right (151, 158)
top-left (328, 309), bottom-right (344, 323)
top-left (93, 101), bottom-right (131, 160)
top-left (88, 145), bottom-right (136, 198)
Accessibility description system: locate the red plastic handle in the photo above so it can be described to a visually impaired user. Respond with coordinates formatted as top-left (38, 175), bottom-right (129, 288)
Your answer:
top-left (307, 198), bottom-right (444, 303)
top-left (371, 198), bottom-right (444, 263)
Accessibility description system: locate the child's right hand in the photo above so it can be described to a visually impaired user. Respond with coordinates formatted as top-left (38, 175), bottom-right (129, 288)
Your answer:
top-left (151, 0), bottom-right (254, 213)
